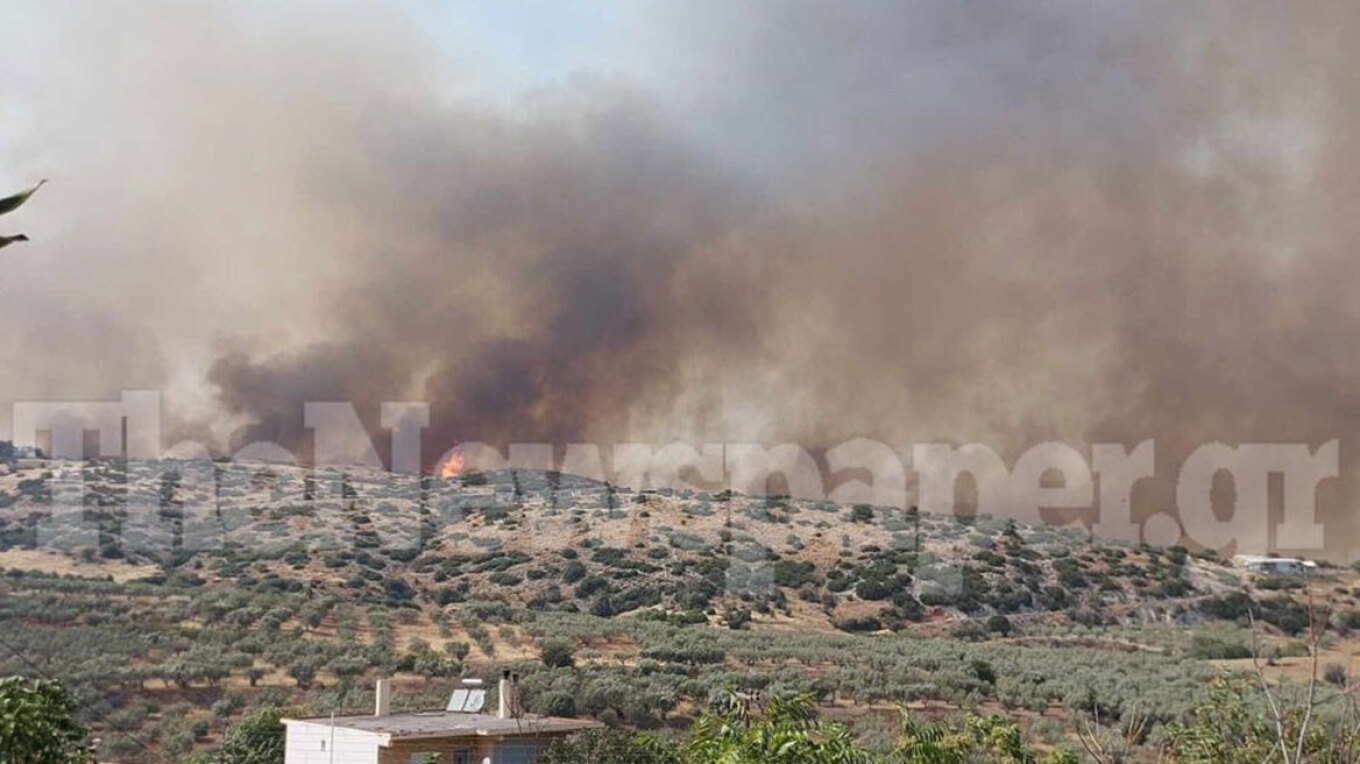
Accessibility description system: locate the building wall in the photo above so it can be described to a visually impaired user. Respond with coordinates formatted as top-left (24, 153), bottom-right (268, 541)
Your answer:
top-left (375, 733), bottom-right (573, 764)
top-left (489, 739), bottom-right (558, 764)
top-left (285, 723), bottom-right (578, 764)
top-left (377, 737), bottom-right (484, 764)
top-left (284, 721), bottom-right (384, 764)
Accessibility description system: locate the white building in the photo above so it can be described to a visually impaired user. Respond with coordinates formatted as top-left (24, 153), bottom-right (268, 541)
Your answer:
top-left (284, 674), bottom-right (598, 764)
top-left (1232, 554), bottom-right (1316, 575)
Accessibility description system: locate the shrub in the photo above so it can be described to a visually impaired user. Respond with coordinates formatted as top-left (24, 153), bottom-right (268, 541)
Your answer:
top-left (985, 614), bottom-right (1012, 636)
top-left (534, 690), bottom-right (578, 718)
top-left (724, 607), bottom-right (752, 630)
top-left (561, 560), bottom-right (587, 583)
top-left (383, 578), bottom-right (415, 602)
top-left (1325, 663), bottom-right (1347, 687)
top-left (952, 621), bottom-right (987, 641)
top-left (575, 575), bottom-right (611, 599)
top-left (1188, 636), bottom-right (1252, 660)
top-left (488, 571), bottom-right (523, 587)
top-left (541, 638), bottom-right (576, 668)
top-left (772, 560), bottom-right (817, 588)
top-left (1256, 575), bottom-right (1304, 591)
top-left (833, 614), bottom-right (882, 632)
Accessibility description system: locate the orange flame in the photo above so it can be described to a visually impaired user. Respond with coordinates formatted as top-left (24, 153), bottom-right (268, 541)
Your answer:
top-left (439, 448), bottom-right (466, 479)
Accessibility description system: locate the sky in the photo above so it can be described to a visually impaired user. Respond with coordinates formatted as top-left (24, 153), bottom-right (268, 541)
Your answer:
top-left (1, 1), bottom-right (1357, 553)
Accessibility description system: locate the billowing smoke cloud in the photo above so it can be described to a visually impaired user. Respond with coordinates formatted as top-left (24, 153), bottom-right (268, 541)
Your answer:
top-left (4, 1), bottom-right (1360, 553)
top-left (204, 79), bottom-right (761, 459)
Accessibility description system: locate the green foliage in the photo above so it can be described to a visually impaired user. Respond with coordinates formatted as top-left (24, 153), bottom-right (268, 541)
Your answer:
top-left (685, 693), bottom-right (873, 763)
top-left (207, 705), bottom-right (288, 764)
top-left (1324, 663), bottom-right (1347, 687)
top-left (1188, 636), bottom-right (1252, 660)
top-left (533, 690), bottom-right (578, 718)
top-left (724, 607), bottom-right (752, 630)
top-left (0, 677), bottom-right (94, 763)
top-left (984, 614), bottom-right (1012, 636)
top-left (897, 712), bottom-right (1075, 764)
top-left (539, 727), bottom-right (679, 764)
top-left (575, 575), bottom-right (610, 599)
top-left (833, 614), bottom-right (882, 632)
top-left (674, 692), bottom-right (1075, 763)
top-left (1163, 676), bottom-right (1349, 763)
top-left (7, 462), bottom-right (1351, 760)
top-left (541, 638), bottom-right (576, 668)
top-left (1197, 593), bottom-right (1318, 636)
top-left (774, 559), bottom-right (818, 588)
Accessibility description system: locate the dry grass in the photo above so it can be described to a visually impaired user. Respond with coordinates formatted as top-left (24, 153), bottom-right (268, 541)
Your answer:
top-left (0, 548), bottom-right (160, 582)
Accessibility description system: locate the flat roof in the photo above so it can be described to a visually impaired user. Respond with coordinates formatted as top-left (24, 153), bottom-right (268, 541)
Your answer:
top-left (283, 712), bottom-right (600, 741)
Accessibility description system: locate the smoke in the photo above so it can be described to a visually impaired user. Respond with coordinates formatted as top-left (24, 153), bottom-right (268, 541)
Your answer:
top-left (203, 79), bottom-right (760, 459)
top-left (4, 1), bottom-right (1360, 552)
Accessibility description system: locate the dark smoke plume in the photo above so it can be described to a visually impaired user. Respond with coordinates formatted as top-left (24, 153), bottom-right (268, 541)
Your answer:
top-left (206, 83), bottom-right (759, 462)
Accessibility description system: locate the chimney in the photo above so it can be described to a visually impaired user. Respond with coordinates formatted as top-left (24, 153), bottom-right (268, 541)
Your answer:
top-left (375, 678), bottom-right (391, 717)
top-left (497, 670), bottom-right (511, 719)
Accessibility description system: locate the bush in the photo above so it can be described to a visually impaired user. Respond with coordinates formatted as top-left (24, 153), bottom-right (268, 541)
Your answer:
top-left (833, 614), bottom-right (882, 632)
top-left (772, 560), bottom-right (817, 588)
top-left (1325, 663), bottom-right (1347, 687)
top-left (561, 560), bottom-right (587, 583)
top-left (985, 614), bottom-right (1012, 636)
top-left (534, 690), bottom-right (578, 718)
top-left (574, 575), bottom-right (610, 599)
top-left (383, 577), bottom-right (415, 602)
top-left (952, 621), bottom-right (987, 641)
top-left (589, 594), bottom-right (618, 617)
top-left (1188, 636), bottom-right (1252, 660)
top-left (1256, 575), bottom-right (1303, 591)
top-left (1199, 592), bottom-right (1253, 622)
top-left (724, 607), bottom-right (752, 630)
top-left (541, 638), bottom-right (576, 668)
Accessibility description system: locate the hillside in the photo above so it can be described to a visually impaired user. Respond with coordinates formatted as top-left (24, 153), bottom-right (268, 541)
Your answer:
top-left (0, 458), bottom-right (1258, 629)
top-left (0, 457), bottom-right (1355, 762)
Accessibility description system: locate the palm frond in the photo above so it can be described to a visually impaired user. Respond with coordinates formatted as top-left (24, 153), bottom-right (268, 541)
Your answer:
top-left (0, 179), bottom-right (47, 217)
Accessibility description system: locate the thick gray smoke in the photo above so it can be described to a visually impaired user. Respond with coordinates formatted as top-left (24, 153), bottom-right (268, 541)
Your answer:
top-left (3, 1), bottom-right (1359, 553)
top-left (205, 83), bottom-right (758, 458)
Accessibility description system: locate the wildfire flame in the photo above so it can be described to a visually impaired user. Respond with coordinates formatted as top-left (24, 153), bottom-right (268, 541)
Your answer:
top-left (438, 448), bottom-right (466, 480)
